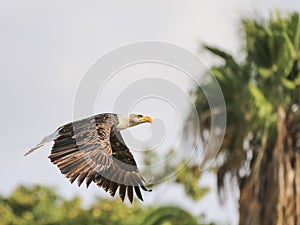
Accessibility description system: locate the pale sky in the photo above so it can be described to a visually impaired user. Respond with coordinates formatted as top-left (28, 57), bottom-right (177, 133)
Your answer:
top-left (1, 1), bottom-right (299, 225)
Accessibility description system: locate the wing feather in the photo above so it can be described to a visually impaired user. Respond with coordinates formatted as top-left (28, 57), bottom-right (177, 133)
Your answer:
top-left (77, 170), bottom-right (89, 186)
top-left (69, 172), bottom-right (80, 184)
top-left (86, 171), bottom-right (96, 188)
top-left (127, 186), bottom-right (133, 203)
top-left (109, 181), bottom-right (118, 197)
top-left (134, 186), bottom-right (143, 201)
top-left (119, 185), bottom-right (126, 202)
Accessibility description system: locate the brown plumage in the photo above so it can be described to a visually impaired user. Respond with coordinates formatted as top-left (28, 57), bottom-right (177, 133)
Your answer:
top-left (25, 113), bottom-right (153, 203)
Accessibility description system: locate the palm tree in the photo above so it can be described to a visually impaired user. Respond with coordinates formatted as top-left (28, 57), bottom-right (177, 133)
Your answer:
top-left (188, 12), bottom-right (300, 225)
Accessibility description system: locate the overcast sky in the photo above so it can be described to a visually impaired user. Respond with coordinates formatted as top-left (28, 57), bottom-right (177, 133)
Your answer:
top-left (1, 1), bottom-right (299, 225)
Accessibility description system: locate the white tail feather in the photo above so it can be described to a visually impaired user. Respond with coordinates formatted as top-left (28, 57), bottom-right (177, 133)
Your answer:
top-left (24, 130), bottom-right (58, 156)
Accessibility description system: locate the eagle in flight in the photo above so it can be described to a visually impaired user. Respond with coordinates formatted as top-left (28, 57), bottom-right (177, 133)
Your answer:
top-left (25, 113), bottom-right (153, 203)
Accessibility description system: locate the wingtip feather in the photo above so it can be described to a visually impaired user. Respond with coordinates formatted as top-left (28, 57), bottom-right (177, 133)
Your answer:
top-left (24, 144), bottom-right (44, 156)
top-left (24, 130), bottom-right (58, 156)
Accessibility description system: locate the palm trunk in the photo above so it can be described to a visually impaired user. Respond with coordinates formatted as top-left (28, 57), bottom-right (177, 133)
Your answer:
top-left (239, 107), bottom-right (300, 225)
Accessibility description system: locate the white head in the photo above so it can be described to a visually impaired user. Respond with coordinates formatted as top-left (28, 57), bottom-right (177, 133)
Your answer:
top-left (116, 113), bottom-right (152, 130)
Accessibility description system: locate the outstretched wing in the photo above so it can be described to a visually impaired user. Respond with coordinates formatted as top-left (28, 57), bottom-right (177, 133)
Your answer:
top-left (95, 128), bottom-right (151, 203)
top-left (48, 113), bottom-right (150, 202)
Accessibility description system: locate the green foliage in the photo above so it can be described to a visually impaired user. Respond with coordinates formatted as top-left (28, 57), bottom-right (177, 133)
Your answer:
top-left (143, 148), bottom-right (210, 201)
top-left (141, 206), bottom-right (200, 225)
top-left (0, 185), bottom-right (216, 225)
top-left (175, 162), bottom-right (210, 200)
top-left (187, 11), bottom-right (300, 191)
top-left (0, 185), bottom-right (85, 225)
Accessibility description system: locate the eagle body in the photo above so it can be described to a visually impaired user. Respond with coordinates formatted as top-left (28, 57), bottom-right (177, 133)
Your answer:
top-left (25, 113), bottom-right (152, 203)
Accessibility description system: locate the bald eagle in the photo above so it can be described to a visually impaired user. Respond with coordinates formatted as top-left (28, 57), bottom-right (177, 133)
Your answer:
top-left (25, 113), bottom-right (153, 203)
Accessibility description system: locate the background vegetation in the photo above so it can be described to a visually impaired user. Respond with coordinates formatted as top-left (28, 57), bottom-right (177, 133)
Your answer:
top-left (0, 185), bottom-right (214, 225)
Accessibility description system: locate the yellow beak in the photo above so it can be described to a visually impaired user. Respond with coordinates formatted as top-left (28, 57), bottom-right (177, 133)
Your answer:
top-left (142, 115), bottom-right (152, 123)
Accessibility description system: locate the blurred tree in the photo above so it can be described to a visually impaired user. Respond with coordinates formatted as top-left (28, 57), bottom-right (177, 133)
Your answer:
top-left (0, 185), bottom-right (86, 225)
top-left (187, 12), bottom-right (300, 225)
top-left (0, 185), bottom-right (214, 225)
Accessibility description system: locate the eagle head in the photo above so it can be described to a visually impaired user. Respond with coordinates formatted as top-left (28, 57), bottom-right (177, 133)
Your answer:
top-left (129, 114), bottom-right (152, 126)
top-left (116, 114), bottom-right (152, 130)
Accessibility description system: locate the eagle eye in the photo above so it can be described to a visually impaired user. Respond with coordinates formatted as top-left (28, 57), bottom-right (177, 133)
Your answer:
top-left (137, 114), bottom-right (143, 118)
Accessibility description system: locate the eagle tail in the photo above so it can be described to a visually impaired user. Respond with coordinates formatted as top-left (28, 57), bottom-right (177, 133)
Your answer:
top-left (24, 130), bottom-right (58, 156)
